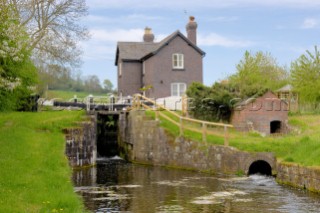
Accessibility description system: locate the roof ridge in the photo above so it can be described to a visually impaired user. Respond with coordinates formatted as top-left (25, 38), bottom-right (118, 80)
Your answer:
top-left (115, 29), bottom-right (205, 65)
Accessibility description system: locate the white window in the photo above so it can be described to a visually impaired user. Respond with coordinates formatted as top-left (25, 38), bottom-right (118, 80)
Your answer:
top-left (172, 53), bottom-right (184, 69)
top-left (171, 83), bottom-right (186, 96)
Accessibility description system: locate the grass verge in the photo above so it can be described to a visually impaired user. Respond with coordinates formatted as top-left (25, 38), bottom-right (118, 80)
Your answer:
top-left (0, 111), bottom-right (87, 212)
top-left (145, 110), bottom-right (320, 167)
top-left (46, 89), bottom-right (108, 101)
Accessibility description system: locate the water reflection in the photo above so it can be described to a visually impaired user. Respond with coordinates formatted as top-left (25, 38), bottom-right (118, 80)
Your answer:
top-left (73, 158), bottom-right (320, 213)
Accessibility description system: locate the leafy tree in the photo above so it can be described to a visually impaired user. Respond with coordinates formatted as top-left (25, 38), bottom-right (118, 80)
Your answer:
top-left (186, 82), bottom-right (235, 122)
top-left (103, 79), bottom-right (114, 93)
top-left (10, 0), bottom-right (89, 68)
top-left (291, 46), bottom-right (320, 108)
top-left (9, 0), bottom-right (89, 95)
top-left (229, 51), bottom-right (288, 98)
top-left (0, 1), bottom-right (38, 111)
top-left (84, 75), bottom-right (103, 93)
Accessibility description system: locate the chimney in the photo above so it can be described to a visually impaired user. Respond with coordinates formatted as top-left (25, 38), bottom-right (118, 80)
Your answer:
top-left (143, 27), bottom-right (154, 42)
top-left (186, 16), bottom-right (197, 45)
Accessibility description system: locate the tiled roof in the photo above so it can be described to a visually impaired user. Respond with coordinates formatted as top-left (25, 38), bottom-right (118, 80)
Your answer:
top-left (276, 84), bottom-right (293, 92)
top-left (117, 42), bottom-right (158, 61)
top-left (115, 31), bottom-right (205, 65)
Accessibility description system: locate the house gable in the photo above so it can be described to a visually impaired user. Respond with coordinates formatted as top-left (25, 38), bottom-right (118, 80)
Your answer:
top-left (141, 31), bottom-right (205, 61)
top-left (115, 17), bottom-right (205, 98)
top-left (142, 35), bottom-right (203, 98)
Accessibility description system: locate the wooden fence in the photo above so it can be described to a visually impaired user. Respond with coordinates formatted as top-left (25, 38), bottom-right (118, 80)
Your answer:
top-left (132, 94), bottom-right (233, 146)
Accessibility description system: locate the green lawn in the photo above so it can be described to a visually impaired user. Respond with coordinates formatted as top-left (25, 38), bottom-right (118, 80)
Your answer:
top-left (231, 115), bottom-right (320, 167)
top-left (46, 90), bottom-right (109, 101)
top-left (0, 111), bottom-right (87, 212)
top-left (146, 110), bottom-right (320, 167)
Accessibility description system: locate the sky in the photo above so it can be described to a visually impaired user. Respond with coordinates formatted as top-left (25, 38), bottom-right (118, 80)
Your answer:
top-left (80, 0), bottom-right (320, 88)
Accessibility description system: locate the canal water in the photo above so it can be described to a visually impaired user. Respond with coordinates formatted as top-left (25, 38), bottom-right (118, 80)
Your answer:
top-left (73, 158), bottom-right (320, 213)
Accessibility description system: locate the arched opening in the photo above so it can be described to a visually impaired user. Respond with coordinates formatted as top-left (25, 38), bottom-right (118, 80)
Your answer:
top-left (270, 120), bottom-right (281, 134)
top-left (248, 160), bottom-right (272, 176)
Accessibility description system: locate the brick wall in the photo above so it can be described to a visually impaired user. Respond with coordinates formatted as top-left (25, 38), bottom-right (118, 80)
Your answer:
top-left (145, 36), bottom-right (203, 98)
top-left (231, 91), bottom-right (289, 135)
top-left (118, 61), bottom-right (142, 97)
top-left (122, 111), bottom-right (276, 175)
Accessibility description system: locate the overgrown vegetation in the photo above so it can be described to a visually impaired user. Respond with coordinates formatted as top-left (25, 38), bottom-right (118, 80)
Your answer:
top-left (0, 111), bottom-right (86, 212)
top-left (186, 82), bottom-right (234, 122)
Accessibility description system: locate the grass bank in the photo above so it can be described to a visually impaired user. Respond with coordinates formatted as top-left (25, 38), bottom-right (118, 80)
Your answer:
top-left (0, 111), bottom-right (86, 212)
top-left (146, 110), bottom-right (320, 167)
top-left (46, 89), bottom-right (108, 101)
top-left (229, 114), bottom-right (320, 167)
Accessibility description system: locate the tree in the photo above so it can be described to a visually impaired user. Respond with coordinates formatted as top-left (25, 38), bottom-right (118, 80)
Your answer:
top-left (229, 51), bottom-right (289, 98)
top-left (84, 75), bottom-right (102, 93)
top-left (103, 79), bottom-right (114, 93)
top-left (291, 46), bottom-right (320, 108)
top-left (10, 0), bottom-right (89, 68)
top-left (186, 82), bottom-right (234, 122)
top-left (0, 1), bottom-right (38, 111)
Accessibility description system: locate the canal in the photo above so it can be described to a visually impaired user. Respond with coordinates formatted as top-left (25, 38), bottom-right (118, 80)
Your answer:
top-left (73, 158), bottom-right (320, 213)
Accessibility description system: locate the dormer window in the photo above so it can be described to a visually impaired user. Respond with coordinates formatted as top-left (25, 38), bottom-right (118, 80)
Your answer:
top-left (172, 53), bottom-right (184, 69)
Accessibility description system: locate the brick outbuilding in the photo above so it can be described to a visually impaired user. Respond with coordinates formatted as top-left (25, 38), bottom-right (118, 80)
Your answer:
top-left (231, 91), bottom-right (289, 135)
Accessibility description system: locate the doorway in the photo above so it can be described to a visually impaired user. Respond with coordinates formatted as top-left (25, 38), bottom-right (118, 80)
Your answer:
top-left (270, 120), bottom-right (281, 134)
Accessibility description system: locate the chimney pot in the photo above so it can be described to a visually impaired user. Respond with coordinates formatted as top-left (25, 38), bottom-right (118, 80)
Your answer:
top-left (143, 27), bottom-right (154, 42)
top-left (186, 16), bottom-right (197, 45)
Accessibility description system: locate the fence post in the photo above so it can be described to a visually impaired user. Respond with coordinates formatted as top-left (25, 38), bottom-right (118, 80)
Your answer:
top-left (179, 117), bottom-right (183, 136)
top-left (155, 109), bottom-right (159, 120)
top-left (137, 95), bottom-right (141, 109)
top-left (202, 122), bottom-right (207, 143)
top-left (224, 125), bottom-right (229, 146)
top-left (181, 95), bottom-right (187, 116)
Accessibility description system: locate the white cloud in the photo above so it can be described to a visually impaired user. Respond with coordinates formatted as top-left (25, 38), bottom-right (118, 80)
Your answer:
top-left (301, 18), bottom-right (318, 29)
top-left (198, 33), bottom-right (254, 47)
top-left (81, 28), bottom-right (255, 61)
top-left (90, 28), bottom-right (144, 42)
top-left (81, 28), bottom-right (145, 61)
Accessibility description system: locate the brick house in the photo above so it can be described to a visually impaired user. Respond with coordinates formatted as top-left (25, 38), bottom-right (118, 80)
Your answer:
top-left (231, 91), bottom-right (289, 135)
top-left (115, 16), bottom-right (205, 99)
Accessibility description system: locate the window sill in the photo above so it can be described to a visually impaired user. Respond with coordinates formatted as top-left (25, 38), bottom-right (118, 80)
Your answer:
top-left (172, 68), bottom-right (185, 71)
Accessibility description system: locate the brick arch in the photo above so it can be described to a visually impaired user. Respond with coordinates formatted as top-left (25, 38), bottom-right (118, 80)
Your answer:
top-left (243, 155), bottom-right (276, 176)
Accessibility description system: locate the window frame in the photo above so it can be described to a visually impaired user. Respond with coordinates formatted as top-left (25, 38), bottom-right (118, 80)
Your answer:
top-left (171, 82), bottom-right (187, 97)
top-left (172, 53), bottom-right (184, 69)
